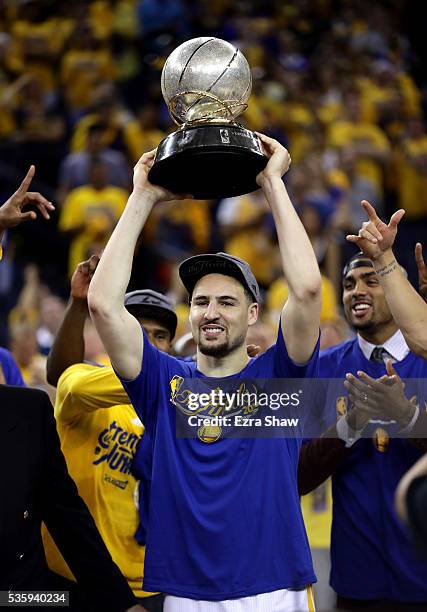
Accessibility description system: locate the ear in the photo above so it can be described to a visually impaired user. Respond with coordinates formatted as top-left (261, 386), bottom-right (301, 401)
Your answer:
top-left (248, 303), bottom-right (259, 326)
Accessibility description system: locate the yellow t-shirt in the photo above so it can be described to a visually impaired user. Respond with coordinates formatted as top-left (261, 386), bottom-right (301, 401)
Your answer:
top-left (267, 274), bottom-right (339, 324)
top-left (328, 120), bottom-right (390, 193)
top-left (61, 49), bottom-right (116, 110)
top-left (42, 363), bottom-right (156, 598)
top-left (397, 136), bottom-right (427, 219)
top-left (59, 185), bottom-right (128, 276)
top-left (301, 480), bottom-right (332, 549)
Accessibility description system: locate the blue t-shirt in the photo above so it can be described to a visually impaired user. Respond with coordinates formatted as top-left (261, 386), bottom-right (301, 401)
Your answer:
top-left (121, 326), bottom-right (319, 600)
top-left (320, 338), bottom-right (427, 602)
top-left (0, 347), bottom-right (25, 386)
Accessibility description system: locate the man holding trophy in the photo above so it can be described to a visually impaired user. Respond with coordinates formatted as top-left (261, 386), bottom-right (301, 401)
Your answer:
top-left (88, 38), bottom-right (321, 612)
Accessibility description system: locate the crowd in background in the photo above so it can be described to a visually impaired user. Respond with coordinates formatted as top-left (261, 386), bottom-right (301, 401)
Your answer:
top-left (0, 0), bottom-right (426, 398)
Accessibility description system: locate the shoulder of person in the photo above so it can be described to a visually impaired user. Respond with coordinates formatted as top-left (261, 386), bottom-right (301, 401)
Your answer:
top-left (320, 337), bottom-right (355, 363)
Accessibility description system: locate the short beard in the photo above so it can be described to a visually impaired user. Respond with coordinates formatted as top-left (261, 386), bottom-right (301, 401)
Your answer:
top-left (198, 332), bottom-right (246, 359)
top-left (351, 319), bottom-right (376, 332)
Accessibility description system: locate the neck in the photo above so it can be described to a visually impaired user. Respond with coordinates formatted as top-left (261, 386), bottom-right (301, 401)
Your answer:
top-left (358, 322), bottom-right (398, 346)
top-left (196, 344), bottom-right (250, 377)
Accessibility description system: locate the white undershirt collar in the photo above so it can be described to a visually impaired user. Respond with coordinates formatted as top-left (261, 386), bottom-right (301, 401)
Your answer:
top-left (357, 328), bottom-right (410, 363)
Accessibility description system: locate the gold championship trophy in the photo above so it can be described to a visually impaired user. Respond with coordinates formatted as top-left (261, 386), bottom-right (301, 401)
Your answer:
top-left (148, 37), bottom-right (268, 199)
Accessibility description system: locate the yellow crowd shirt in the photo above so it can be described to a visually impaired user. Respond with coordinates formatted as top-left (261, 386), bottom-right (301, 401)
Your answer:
top-left (328, 120), bottom-right (390, 194)
top-left (59, 185), bottom-right (128, 276)
top-left (397, 136), bottom-right (427, 219)
top-left (267, 274), bottom-right (339, 324)
top-left (42, 363), bottom-right (156, 598)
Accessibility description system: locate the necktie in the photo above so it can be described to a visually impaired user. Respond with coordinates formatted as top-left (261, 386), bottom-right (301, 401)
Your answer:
top-left (370, 347), bottom-right (389, 363)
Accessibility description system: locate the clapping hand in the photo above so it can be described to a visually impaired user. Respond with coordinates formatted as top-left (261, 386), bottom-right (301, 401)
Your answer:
top-left (344, 361), bottom-right (416, 429)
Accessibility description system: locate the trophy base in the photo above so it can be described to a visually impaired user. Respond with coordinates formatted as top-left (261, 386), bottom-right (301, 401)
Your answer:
top-left (148, 124), bottom-right (268, 199)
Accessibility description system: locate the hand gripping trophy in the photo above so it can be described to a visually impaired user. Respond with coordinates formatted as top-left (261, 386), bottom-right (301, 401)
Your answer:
top-left (148, 37), bottom-right (268, 199)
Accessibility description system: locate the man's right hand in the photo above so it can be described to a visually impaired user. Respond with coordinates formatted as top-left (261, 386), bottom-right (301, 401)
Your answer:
top-left (255, 132), bottom-right (292, 188)
top-left (346, 200), bottom-right (405, 260)
top-left (132, 149), bottom-right (190, 203)
top-left (0, 165), bottom-right (54, 229)
top-left (70, 255), bottom-right (100, 301)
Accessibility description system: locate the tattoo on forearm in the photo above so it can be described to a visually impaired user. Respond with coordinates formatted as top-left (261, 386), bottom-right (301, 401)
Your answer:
top-left (376, 259), bottom-right (398, 277)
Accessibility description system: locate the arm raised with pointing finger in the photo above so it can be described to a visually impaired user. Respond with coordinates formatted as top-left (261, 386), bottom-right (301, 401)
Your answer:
top-left (347, 200), bottom-right (427, 359)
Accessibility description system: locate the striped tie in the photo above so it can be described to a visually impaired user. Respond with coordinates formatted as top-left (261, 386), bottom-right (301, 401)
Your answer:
top-left (370, 347), bottom-right (389, 363)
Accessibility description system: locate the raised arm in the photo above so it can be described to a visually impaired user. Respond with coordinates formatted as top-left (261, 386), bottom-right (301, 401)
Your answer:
top-left (347, 200), bottom-right (427, 359)
top-left (88, 150), bottom-right (183, 379)
top-left (256, 133), bottom-right (322, 363)
top-left (47, 256), bottom-right (99, 386)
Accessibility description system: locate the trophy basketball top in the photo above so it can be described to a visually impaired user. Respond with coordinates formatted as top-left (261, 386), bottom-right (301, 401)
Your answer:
top-left (161, 37), bottom-right (252, 126)
top-left (148, 36), bottom-right (268, 199)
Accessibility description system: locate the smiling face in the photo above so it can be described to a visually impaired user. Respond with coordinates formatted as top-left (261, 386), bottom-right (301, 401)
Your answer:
top-left (189, 274), bottom-right (258, 358)
top-left (342, 266), bottom-right (396, 339)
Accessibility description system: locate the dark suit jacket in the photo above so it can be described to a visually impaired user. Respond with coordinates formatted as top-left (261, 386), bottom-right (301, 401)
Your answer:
top-left (0, 385), bottom-right (136, 611)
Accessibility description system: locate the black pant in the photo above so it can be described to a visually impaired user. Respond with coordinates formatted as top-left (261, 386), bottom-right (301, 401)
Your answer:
top-left (137, 593), bottom-right (165, 612)
top-left (337, 595), bottom-right (427, 611)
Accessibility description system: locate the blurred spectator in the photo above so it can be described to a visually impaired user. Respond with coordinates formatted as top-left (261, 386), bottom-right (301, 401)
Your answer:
top-left (9, 321), bottom-right (39, 382)
top-left (61, 23), bottom-right (115, 115)
top-left (217, 192), bottom-right (279, 290)
top-left (57, 122), bottom-right (131, 202)
top-left (328, 94), bottom-right (391, 210)
top-left (37, 294), bottom-right (66, 356)
top-left (395, 116), bottom-right (427, 220)
top-left (59, 158), bottom-right (128, 276)
top-left (156, 197), bottom-right (211, 259)
top-left (267, 273), bottom-right (339, 328)
top-left (70, 85), bottom-right (140, 161)
top-left (8, 75), bottom-right (66, 186)
top-left (245, 320), bottom-right (275, 353)
top-left (393, 116), bottom-right (427, 284)
top-left (126, 103), bottom-right (167, 163)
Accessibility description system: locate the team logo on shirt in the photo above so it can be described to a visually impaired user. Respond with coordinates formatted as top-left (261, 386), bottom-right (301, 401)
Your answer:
top-left (373, 427), bottom-right (389, 452)
top-left (169, 375), bottom-right (261, 443)
top-left (336, 396), bottom-right (348, 417)
top-left (197, 425), bottom-right (222, 443)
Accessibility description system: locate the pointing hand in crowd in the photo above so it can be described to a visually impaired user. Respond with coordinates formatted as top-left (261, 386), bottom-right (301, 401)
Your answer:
top-left (0, 165), bottom-right (54, 229)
